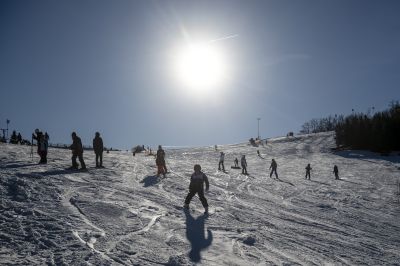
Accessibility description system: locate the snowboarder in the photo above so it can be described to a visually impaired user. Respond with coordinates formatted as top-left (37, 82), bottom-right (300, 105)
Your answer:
top-left (70, 132), bottom-right (86, 170)
top-left (241, 155), bottom-right (248, 175)
top-left (333, 165), bottom-right (339, 180)
top-left (156, 145), bottom-right (167, 177)
top-left (184, 164), bottom-right (209, 214)
top-left (269, 159), bottom-right (278, 179)
top-left (93, 132), bottom-right (104, 168)
top-left (32, 129), bottom-right (49, 164)
top-left (218, 152), bottom-right (225, 171)
top-left (305, 163), bottom-right (312, 180)
top-left (234, 158), bottom-right (239, 168)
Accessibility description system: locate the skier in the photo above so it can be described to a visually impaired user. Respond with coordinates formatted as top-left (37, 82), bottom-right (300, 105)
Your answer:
top-left (93, 132), bottom-right (104, 168)
top-left (269, 159), bottom-right (278, 179)
top-left (184, 164), bottom-right (209, 214)
top-left (156, 145), bottom-right (167, 177)
top-left (234, 158), bottom-right (239, 168)
top-left (241, 155), bottom-right (248, 175)
top-left (70, 132), bottom-right (86, 170)
top-left (305, 163), bottom-right (312, 180)
top-left (333, 165), bottom-right (339, 180)
top-left (218, 152), bottom-right (225, 171)
top-left (32, 129), bottom-right (49, 164)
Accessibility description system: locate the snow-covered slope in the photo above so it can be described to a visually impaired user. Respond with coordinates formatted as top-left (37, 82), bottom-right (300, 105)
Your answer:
top-left (1, 132), bottom-right (400, 265)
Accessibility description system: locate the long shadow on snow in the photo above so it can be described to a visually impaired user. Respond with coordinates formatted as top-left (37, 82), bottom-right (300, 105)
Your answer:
top-left (185, 209), bottom-right (213, 263)
top-left (0, 163), bottom-right (38, 169)
top-left (140, 175), bottom-right (160, 187)
top-left (16, 169), bottom-right (86, 178)
top-left (276, 178), bottom-right (295, 186)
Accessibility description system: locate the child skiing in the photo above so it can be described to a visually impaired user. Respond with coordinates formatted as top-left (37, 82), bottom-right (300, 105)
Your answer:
top-left (218, 152), bottom-right (225, 172)
top-left (333, 165), bottom-right (339, 180)
top-left (184, 164), bottom-right (209, 214)
top-left (305, 163), bottom-right (312, 180)
top-left (241, 155), bottom-right (248, 175)
top-left (234, 158), bottom-right (239, 168)
top-left (269, 159), bottom-right (278, 179)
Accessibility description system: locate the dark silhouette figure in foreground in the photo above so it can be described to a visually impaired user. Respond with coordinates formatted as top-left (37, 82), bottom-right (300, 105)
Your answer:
top-left (184, 164), bottom-right (209, 214)
top-left (70, 132), bottom-right (86, 170)
top-left (269, 159), bottom-right (278, 179)
top-left (305, 163), bottom-right (312, 180)
top-left (93, 132), bottom-right (104, 168)
top-left (184, 209), bottom-right (213, 263)
top-left (333, 165), bottom-right (339, 180)
top-left (241, 155), bottom-right (248, 175)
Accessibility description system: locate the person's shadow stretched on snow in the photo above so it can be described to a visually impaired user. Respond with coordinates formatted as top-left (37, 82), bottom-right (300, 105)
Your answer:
top-left (185, 209), bottom-right (213, 263)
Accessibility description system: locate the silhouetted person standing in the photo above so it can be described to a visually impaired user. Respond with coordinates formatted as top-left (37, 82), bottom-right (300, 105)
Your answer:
top-left (70, 132), bottom-right (86, 170)
top-left (93, 132), bottom-right (103, 168)
top-left (305, 163), bottom-right (312, 180)
top-left (218, 152), bottom-right (225, 171)
top-left (241, 155), bottom-right (248, 175)
top-left (184, 164), bottom-right (209, 214)
top-left (156, 145), bottom-right (167, 177)
top-left (333, 165), bottom-right (339, 180)
top-left (269, 159), bottom-right (278, 179)
top-left (234, 158), bottom-right (239, 168)
top-left (32, 129), bottom-right (48, 164)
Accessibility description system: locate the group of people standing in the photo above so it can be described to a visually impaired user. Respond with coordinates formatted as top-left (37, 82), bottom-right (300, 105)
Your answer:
top-left (31, 129), bottom-right (104, 169)
top-left (268, 160), bottom-right (340, 180)
top-left (9, 130), bottom-right (23, 144)
top-left (218, 152), bottom-right (248, 175)
top-left (217, 150), bottom-right (340, 180)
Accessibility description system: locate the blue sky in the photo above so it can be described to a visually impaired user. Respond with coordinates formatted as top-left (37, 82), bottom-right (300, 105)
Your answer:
top-left (1, 0), bottom-right (399, 149)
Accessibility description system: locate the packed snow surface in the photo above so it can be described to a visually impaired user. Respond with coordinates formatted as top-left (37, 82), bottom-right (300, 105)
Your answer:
top-left (1, 132), bottom-right (400, 265)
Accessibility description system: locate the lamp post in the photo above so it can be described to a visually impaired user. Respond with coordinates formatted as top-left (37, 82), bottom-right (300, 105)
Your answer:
top-left (6, 119), bottom-right (10, 139)
top-left (257, 118), bottom-right (261, 139)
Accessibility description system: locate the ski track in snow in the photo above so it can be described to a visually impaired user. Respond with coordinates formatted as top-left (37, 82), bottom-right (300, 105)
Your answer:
top-left (1, 131), bottom-right (400, 265)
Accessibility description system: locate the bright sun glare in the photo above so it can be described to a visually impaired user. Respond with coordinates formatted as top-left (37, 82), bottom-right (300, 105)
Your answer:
top-left (174, 43), bottom-right (227, 94)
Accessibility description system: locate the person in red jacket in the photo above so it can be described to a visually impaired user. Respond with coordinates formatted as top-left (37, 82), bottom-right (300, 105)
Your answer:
top-left (184, 164), bottom-right (210, 214)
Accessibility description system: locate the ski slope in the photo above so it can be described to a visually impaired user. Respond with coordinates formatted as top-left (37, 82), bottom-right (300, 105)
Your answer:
top-left (1, 132), bottom-right (399, 265)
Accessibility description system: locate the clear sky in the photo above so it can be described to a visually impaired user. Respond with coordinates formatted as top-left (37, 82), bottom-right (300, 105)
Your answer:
top-left (1, 0), bottom-right (399, 149)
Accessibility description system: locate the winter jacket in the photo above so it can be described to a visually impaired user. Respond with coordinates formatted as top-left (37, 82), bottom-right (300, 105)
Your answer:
top-left (270, 160), bottom-right (277, 170)
top-left (241, 157), bottom-right (247, 167)
top-left (71, 136), bottom-right (84, 155)
top-left (93, 136), bottom-right (103, 154)
top-left (189, 171), bottom-right (209, 191)
top-left (219, 153), bottom-right (225, 162)
top-left (33, 132), bottom-right (48, 152)
top-left (156, 149), bottom-right (165, 165)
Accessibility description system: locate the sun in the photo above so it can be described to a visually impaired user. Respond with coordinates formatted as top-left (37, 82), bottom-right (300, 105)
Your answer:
top-left (173, 43), bottom-right (228, 94)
